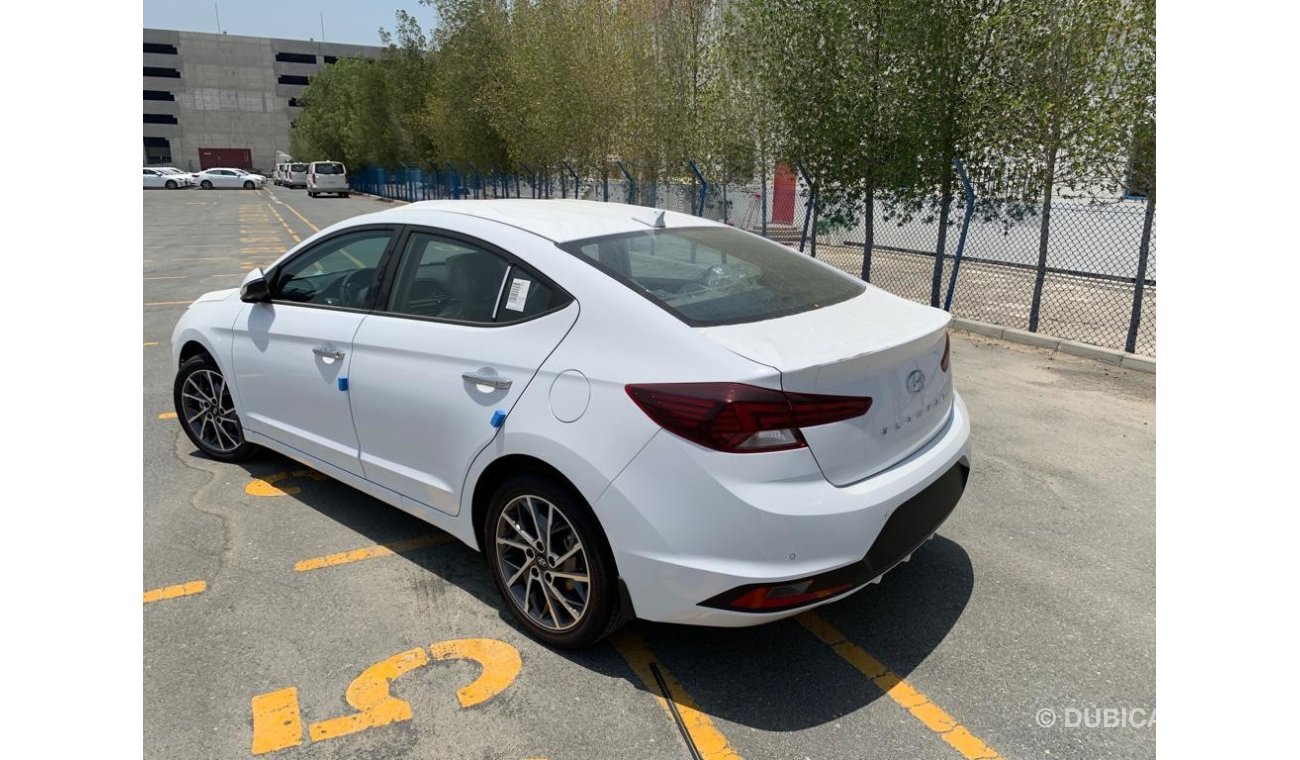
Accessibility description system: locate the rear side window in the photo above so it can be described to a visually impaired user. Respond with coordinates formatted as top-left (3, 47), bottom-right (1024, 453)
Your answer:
top-left (387, 231), bottom-right (570, 325)
top-left (560, 227), bottom-right (864, 326)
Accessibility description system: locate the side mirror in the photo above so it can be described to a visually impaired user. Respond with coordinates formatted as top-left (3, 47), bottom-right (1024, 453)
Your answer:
top-left (240, 268), bottom-right (271, 303)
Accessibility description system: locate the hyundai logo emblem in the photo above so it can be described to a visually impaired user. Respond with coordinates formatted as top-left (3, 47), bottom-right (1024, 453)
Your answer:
top-left (906, 370), bottom-right (927, 394)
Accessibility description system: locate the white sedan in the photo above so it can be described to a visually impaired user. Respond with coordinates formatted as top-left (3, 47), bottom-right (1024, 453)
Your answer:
top-left (194, 167), bottom-right (266, 190)
top-left (170, 200), bottom-right (971, 647)
top-left (144, 167), bottom-right (186, 189)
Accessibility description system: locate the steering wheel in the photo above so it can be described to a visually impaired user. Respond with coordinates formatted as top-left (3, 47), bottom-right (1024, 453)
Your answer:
top-left (339, 269), bottom-right (372, 308)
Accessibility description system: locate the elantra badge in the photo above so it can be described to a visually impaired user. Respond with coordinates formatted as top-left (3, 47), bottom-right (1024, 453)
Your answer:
top-left (906, 370), bottom-right (927, 394)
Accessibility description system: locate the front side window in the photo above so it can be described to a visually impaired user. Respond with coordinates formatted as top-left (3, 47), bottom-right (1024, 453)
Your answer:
top-left (387, 232), bottom-right (568, 324)
top-left (272, 230), bottom-right (393, 309)
top-left (561, 227), bottom-right (865, 326)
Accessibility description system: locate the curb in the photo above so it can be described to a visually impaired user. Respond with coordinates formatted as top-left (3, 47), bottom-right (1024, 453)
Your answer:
top-left (350, 191), bottom-right (410, 205)
top-left (951, 317), bottom-right (1155, 374)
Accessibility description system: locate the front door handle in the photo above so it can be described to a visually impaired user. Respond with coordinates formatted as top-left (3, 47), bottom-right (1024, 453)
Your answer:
top-left (462, 372), bottom-right (512, 390)
top-left (313, 344), bottom-right (345, 360)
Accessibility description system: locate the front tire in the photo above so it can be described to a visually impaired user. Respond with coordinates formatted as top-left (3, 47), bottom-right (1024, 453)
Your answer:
top-left (484, 474), bottom-right (623, 648)
top-left (200, 180), bottom-right (213, 190)
top-left (244, 180), bottom-right (255, 189)
top-left (165, 180), bottom-right (177, 189)
top-left (173, 354), bottom-right (253, 462)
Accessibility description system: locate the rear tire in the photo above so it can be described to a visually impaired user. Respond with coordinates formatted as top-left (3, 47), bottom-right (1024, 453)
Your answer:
top-left (483, 473), bottom-right (623, 648)
top-left (341, 193), bottom-right (350, 198)
top-left (173, 354), bottom-right (254, 462)
top-left (308, 191), bottom-right (317, 197)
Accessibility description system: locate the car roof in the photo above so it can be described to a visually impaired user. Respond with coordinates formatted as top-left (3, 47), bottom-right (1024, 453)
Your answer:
top-left (363, 199), bottom-right (725, 244)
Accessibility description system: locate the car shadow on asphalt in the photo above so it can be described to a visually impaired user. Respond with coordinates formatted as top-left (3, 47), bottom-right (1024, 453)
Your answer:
top-left (216, 449), bottom-right (975, 732)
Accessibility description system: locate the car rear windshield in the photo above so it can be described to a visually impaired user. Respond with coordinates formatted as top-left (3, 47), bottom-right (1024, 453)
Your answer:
top-left (560, 227), bottom-right (865, 326)
top-left (313, 163), bottom-right (343, 174)
top-left (291, 163), bottom-right (307, 171)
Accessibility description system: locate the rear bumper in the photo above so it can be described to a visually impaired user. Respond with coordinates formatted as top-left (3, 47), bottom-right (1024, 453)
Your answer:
top-left (595, 393), bottom-right (972, 626)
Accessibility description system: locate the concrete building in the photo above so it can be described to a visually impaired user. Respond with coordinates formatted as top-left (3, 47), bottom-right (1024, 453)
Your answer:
top-left (143, 29), bottom-right (384, 171)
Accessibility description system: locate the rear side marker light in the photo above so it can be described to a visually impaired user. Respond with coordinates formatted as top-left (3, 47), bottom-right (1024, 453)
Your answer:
top-left (625, 382), bottom-right (871, 453)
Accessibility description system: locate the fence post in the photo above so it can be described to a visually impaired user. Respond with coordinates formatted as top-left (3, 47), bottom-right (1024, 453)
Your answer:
top-left (943, 156), bottom-right (976, 312)
top-left (796, 161), bottom-right (813, 253)
top-left (562, 161), bottom-right (579, 199)
top-left (616, 161), bottom-right (635, 205)
top-left (760, 160), bottom-right (768, 237)
top-left (1125, 193), bottom-right (1155, 354)
top-left (688, 160), bottom-right (708, 217)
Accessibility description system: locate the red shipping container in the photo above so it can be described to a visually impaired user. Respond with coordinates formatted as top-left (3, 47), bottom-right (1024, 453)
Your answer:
top-left (198, 147), bottom-right (253, 170)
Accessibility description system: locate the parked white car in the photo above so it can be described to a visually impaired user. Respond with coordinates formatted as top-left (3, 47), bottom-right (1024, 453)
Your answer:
top-left (144, 167), bottom-right (187, 189)
top-left (306, 161), bottom-right (348, 197)
top-left (195, 168), bottom-right (266, 190)
top-left (170, 200), bottom-right (971, 647)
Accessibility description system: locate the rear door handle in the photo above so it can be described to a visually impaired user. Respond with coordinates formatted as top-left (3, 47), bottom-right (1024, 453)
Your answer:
top-left (462, 372), bottom-right (512, 390)
top-left (313, 344), bottom-right (345, 360)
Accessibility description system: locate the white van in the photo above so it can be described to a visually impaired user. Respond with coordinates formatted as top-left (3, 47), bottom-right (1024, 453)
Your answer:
top-left (284, 162), bottom-right (309, 188)
top-left (306, 161), bottom-right (348, 197)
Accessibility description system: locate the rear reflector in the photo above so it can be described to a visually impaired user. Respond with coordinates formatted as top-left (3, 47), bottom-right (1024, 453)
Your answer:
top-left (625, 382), bottom-right (871, 453)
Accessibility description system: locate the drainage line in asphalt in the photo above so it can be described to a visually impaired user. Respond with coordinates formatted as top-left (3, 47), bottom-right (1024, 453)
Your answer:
top-left (650, 661), bottom-right (704, 760)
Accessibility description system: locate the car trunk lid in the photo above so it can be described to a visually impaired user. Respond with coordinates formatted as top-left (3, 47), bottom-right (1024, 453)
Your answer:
top-left (697, 287), bottom-right (952, 485)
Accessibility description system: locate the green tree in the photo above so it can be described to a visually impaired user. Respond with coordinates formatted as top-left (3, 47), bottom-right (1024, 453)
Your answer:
top-left (995, 0), bottom-right (1149, 330)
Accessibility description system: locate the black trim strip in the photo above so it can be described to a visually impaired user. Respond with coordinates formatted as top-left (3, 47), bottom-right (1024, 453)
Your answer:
top-left (700, 462), bottom-right (969, 612)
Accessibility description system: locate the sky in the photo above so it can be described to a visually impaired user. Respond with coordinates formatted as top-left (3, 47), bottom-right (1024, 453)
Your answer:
top-left (143, 0), bottom-right (435, 47)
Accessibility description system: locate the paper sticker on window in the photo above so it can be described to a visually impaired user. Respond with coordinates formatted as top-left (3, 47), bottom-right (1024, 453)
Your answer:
top-left (505, 278), bottom-right (531, 312)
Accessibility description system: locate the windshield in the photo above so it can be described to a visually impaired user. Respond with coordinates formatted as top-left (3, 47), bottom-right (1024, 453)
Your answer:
top-left (560, 227), bottom-right (864, 326)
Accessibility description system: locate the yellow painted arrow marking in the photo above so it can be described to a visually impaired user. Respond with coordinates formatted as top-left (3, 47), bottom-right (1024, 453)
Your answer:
top-left (430, 638), bottom-right (523, 708)
top-left (308, 648), bottom-right (430, 742)
top-left (249, 639), bottom-right (524, 754)
top-left (245, 469), bottom-right (328, 497)
top-left (250, 688), bottom-right (302, 754)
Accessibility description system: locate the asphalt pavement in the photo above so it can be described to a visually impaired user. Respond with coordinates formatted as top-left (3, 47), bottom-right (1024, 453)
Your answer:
top-left (144, 186), bottom-right (1155, 760)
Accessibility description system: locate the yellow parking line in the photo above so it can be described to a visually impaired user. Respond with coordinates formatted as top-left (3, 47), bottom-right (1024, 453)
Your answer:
top-left (266, 203), bottom-right (302, 244)
top-left (144, 341), bottom-right (159, 346)
top-left (158, 411), bottom-right (177, 420)
top-left (143, 580), bottom-right (207, 604)
top-left (144, 275), bottom-right (186, 280)
top-left (294, 534), bottom-right (455, 572)
top-left (796, 613), bottom-right (1004, 760)
top-left (279, 200), bottom-right (320, 232)
top-left (174, 257), bottom-right (230, 261)
top-left (611, 629), bottom-right (742, 760)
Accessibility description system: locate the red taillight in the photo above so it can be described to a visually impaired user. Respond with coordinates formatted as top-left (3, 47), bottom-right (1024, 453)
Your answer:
top-left (625, 382), bottom-right (872, 453)
top-left (940, 333), bottom-right (951, 372)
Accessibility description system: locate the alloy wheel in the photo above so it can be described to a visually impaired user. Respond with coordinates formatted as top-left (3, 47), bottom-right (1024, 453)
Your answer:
top-left (495, 495), bottom-right (591, 632)
top-left (179, 369), bottom-right (244, 454)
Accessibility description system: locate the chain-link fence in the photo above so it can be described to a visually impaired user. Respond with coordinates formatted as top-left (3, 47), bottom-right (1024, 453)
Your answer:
top-left (350, 164), bottom-right (1156, 357)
